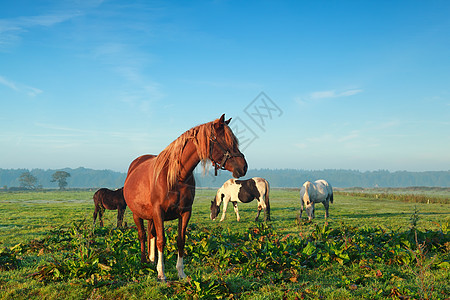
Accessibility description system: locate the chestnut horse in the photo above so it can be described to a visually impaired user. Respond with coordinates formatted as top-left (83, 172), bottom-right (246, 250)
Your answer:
top-left (123, 114), bottom-right (247, 282)
top-left (93, 187), bottom-right (126, 227)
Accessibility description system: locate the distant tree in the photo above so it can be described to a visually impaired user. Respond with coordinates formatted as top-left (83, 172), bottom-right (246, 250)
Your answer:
top-left (19, 172), bottom-right (38, 189)
top-left (51, 171), bottom-right (71, 190)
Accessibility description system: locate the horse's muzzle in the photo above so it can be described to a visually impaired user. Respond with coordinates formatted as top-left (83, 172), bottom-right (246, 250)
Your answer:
top-left (232, 158), bottom-right (247, 178)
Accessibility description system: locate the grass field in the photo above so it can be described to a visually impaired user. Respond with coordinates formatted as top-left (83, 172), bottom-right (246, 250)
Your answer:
top-left (0, 188), bottom-right (449, 299)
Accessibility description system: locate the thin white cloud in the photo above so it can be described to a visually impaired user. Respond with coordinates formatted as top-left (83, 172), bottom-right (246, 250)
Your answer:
top-left (294, 143), bottom-right (307, 149)
top-left (90, 43), bottom-right (165, 111)
top-left (0, 76), bottom-right (18, 90)
top-left (0, 75), bottom-right (43, 97)
top-left (0, 0), bottom-right (106, 49)
top-left (338, 130), bottom-right (360, 142)
top-left (296, 88), bottom-right (363, 106)
top-left (182, 79), bottom-right (262, 90)
top-left (376, 120), bottom-right (401, 130)
top-left (310, 90), bottom-right (337, 100)
top-left (310, 89), bottom-right (363, 100)
top-left (0, 13), bottom-right (80, 49)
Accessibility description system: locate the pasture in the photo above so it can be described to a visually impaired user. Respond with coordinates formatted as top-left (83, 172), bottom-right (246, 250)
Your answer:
top-left (0, 188), bottom-right (449, 299)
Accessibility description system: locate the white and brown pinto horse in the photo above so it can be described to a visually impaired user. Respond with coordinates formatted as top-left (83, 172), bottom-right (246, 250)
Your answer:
top-left (210, 177), bottom-right (270, 222)
top-left (299, 179), bottom-right (333, 220)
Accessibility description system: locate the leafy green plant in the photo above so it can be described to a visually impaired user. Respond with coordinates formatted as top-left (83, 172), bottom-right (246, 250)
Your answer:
top-left (410, 205), bottom-right (420, 231)
top-left (0, 243), bottom-right (21, 271)
top-left (408, 231), bottom-right (436, 300)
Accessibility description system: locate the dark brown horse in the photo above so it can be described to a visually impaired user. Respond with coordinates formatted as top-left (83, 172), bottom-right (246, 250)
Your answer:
top-left (93, 187), bottom-right (127, 227)
top-left (123, 114), bottom-right (247, 281)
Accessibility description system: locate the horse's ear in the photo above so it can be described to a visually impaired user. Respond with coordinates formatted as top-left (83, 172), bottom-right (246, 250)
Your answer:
top-left (214, 114), bottom-right (226, 131)
top-left (225, 118), bottom-right (232, 125)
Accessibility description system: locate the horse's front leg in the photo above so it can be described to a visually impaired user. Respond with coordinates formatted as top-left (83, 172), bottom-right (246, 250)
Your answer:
top-left (177, 210), bottom-right (191, 279)
top-left (133, 214), bottom-right (148, 263)
top-left (220, 198), bottom-right (229, 222)
top-left (153, 210), bottom-right (166, 282)
top-left (232, 202), bottom-right (240, 222)
top-left (299, 199), bottom-right (304, 219)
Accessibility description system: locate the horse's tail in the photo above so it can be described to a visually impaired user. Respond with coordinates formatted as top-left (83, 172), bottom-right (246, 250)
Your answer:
top-left (330, 189), bottom-right (334, 204)
top-left (264, 180), bottom-right (271, 221)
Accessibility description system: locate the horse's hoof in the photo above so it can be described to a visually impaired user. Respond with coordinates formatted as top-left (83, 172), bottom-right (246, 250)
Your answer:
top-left (157, 276), bottom-right (167, 283)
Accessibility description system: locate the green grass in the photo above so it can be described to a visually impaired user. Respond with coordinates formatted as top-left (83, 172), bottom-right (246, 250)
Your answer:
top-left (0, 188), bottom-right (449, 299)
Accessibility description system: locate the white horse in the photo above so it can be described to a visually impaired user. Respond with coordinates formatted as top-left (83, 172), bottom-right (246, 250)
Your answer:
top-left (299, 179), bottom-right (333, 220)
top-left (210, 177), bottom-right (270, 222)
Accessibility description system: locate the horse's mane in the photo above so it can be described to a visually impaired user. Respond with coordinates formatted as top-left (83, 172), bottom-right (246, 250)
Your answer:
top-left (153, 118), bottom-right (239, 190)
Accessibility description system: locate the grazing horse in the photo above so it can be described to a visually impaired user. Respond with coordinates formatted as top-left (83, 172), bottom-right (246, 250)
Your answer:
top-left (299, 179), bottom-right (333, 220)
top-left (123, 114), bottom-right (247, 282)
top-left (93, 187), bottom-right (127, 227)
top-left (210, 177), bottom-right (270, 222)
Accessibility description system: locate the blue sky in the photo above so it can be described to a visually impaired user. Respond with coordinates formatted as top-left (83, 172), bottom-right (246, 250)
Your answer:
top-left (1, 0), bottom-right (449, 173)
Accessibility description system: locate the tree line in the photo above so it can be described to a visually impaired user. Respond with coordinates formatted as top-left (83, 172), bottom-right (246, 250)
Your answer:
top-left (15, 171), bottom-right (70, 190)
top-left (0, 168), bottom-right (125, 190)
top-left (1, 168), bottom-right (449, 190)
top-left (195, 168), bottom-right (450, 188)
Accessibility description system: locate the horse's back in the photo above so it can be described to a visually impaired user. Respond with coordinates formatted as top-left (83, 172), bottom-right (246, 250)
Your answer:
top-left (127, 154), bottom-right (157, 175)
top-left (314, 180), bottom-right (332, 198)
top-left (94, 188), bottom-right (125, 210)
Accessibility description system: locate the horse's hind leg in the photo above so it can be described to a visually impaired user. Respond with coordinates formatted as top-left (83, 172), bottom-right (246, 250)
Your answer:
top-left (133, 214), bottom-right (148, 263)
top-left (153, 210), bottom-right (167, 282)
top-left (323, 201), bottom-right (330, 218)
top-left (255, 205), bottom-right (262, 221)
top-left (264, 198), bottom-right (271, 221)
top-left (117, 207), bottom-right (125, 227)
top-left (147, 220), bottom-right (156, 263)
top-left (98, 206), bottom-right (105, 227)
top-left (93, 204), bottom-right (99, 226)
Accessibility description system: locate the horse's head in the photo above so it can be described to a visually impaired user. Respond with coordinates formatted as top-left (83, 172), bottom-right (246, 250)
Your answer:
top-left (210, 199), bottom-right (220, 220)
top-left (209, 114), bottom-right (247, 178)
top-left (210, 190), bottom-right (227, 220)
top-left (210, 192), bottom-right (223, 220)
top-left (303, 181), bottom-right (315, 220)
